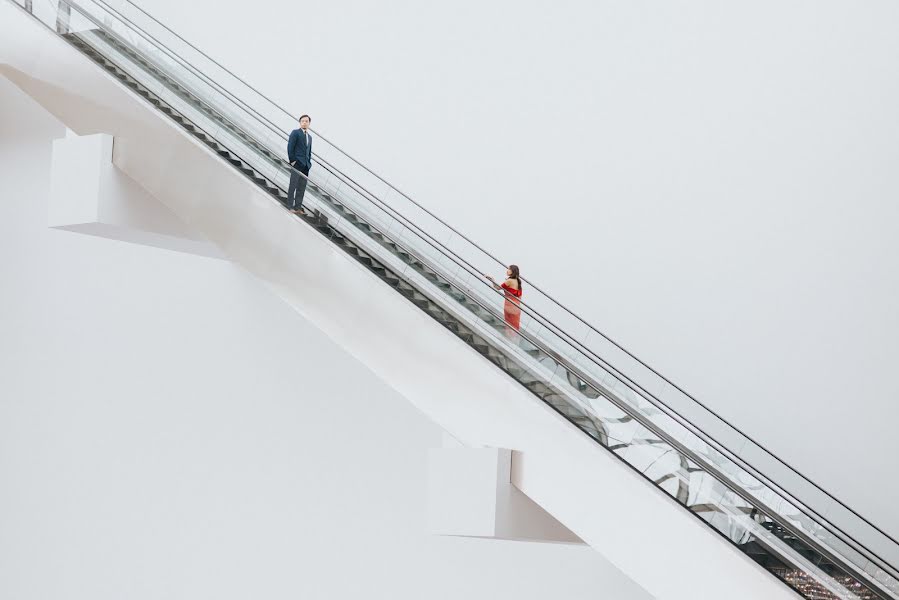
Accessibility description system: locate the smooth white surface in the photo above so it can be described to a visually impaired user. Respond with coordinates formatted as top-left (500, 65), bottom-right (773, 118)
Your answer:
top-left (428, 447), bottom-right (507, 538)
top-left (0, 9), bottom-right (801, 599)
top-left (48, 132), bottom-right (222, 257)
top-left (427, 447), bottom-right (582, 543)
top-left (0, 75), bottom-right (647, 600)
top-left (136, 0), bottom-right (899, 537)
top-left (48, 132), bottom-right (105, 226)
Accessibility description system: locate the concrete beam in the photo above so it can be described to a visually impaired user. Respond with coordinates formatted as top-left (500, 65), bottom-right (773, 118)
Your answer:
top-left (428, 443), bottom-right (584, 545)
top-left (49, 132), bottom-right (224, 259)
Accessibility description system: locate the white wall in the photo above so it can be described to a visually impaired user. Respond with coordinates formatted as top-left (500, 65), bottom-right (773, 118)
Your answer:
top-left (133, 0), bottom-right (899, 538)
top-left (0, 77), bottom-right (650, 600)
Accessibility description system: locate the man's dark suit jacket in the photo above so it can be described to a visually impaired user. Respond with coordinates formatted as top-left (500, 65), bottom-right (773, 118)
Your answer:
top-left (287, 128), bottom-right (312, 169)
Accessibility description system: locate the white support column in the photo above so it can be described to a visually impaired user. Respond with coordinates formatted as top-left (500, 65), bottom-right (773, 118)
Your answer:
top-left (427, 444), bottom-right (584, 545)
top-left (48, 132), bottom-right (224, 259)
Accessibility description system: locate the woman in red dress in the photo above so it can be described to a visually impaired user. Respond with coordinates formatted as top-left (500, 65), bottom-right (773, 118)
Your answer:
top-left (485, 265), bottom-right (523, 337)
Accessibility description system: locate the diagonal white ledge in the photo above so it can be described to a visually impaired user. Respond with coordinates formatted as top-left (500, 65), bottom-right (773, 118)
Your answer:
top-left (427, 440), bottom-right (584, 545)
top-left (49, 130), bottom-right (224, 259)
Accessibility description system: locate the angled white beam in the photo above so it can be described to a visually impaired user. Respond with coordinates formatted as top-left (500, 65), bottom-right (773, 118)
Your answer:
top-left (428, 444), bottom-right (584, 544)
top-left (49, 132), bottom-right (224, 259)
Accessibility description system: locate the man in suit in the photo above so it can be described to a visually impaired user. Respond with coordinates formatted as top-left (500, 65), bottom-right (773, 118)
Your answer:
top-left (286, 114), bottom-right (313, 214)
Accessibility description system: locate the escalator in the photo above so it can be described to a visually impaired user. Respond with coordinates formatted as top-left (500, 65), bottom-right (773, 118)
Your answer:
top-left (3, 1), bottom-right (898, 599)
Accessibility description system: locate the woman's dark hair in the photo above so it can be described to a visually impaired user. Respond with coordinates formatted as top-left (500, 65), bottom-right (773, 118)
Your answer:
top-left (299, 114), bottom-right (311, 123)
top-left (508, 264), bottom-right (523, 291)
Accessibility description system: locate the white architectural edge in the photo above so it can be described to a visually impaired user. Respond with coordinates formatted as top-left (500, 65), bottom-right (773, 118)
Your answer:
top-left (427, 445), bottom-right (584, 544)
top-left (49, 132), bottom-right (224, 259)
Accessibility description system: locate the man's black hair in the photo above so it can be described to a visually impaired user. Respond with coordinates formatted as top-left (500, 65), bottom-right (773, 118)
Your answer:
top-left (299, 114), bottom-right (311, 123)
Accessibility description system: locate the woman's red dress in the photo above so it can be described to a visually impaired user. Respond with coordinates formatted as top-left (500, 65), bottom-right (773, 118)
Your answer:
top-left (501, 282), bottom-right (523, 332)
